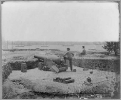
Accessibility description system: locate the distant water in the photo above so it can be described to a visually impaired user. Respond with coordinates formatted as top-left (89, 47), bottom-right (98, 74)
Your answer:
top-left (2, 44), bottom-right (105, 52)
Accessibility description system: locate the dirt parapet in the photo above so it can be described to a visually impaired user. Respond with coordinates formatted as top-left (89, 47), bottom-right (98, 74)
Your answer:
top-left (2, 78), bottom-right (35, 99)
top-left (2, 63), bottom-right (12, 83)
top-left (9, 59), bottom-right (38, 70)
top-left (2, 57), bottom-right (120, 99)
top-left (73, 58), bottom-right (120, 73)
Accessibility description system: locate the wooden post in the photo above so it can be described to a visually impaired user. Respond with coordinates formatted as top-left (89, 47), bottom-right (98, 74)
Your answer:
top-left (21, 63), bottom-right (27, 72)
top-left (38, 62), bottom-right (43, 70)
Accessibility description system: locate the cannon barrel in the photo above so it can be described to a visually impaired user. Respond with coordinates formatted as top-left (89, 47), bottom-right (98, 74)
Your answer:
top-left (34, 55), bottom-right (64, 65)
top-left (34, 55), bottom-right (45, 62)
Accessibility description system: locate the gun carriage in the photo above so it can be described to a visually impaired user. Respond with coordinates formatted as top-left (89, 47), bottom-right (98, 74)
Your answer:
top-left (34, 55), bottom-right (68, 72)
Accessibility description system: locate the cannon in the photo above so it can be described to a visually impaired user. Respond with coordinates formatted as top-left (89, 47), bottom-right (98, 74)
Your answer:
top-left (34, 55), bottom-right (65, 65)
top-left (34, 55), bottom-right (68, 72)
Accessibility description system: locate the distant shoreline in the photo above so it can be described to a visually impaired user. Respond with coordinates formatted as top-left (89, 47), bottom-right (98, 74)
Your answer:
top-left (2, 41), bottom-right (105, 46)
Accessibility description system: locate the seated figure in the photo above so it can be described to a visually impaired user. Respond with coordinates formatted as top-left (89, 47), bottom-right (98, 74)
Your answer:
top-left (80, 46), bottom-right (86, 56)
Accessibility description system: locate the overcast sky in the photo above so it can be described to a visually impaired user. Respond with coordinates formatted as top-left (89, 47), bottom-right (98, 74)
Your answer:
top-left (2, 1), bottom-right (119, 42)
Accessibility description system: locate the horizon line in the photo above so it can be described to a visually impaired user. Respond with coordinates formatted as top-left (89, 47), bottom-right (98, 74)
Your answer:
top-left (2, 40), bottom-right (119, 42)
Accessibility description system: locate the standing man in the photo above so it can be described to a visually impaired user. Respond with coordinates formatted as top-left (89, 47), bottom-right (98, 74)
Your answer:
top-left (64, 48), bottom-right (74, 71)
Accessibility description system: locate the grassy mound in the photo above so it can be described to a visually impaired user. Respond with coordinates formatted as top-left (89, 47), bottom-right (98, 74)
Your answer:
top-left (2, 63), bottom-right (12, 83)
top-left (73, 58), bottom-right (120, 73)
top-left (2, 78), bottom-right (35, 99)
top-left (9, 60), bottom-right (38, 70)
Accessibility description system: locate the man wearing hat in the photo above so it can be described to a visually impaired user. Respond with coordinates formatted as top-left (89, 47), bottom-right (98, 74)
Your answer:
top-left (64, 48), bottom-right (74, 71)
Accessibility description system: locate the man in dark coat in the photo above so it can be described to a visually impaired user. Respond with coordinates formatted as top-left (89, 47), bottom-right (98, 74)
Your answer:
top-left (64, 48), bottom-right (74, 71)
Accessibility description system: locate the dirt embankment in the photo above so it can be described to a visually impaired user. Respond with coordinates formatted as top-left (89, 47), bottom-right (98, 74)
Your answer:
top-left (2, 50), bottom-right (120, 99)
top-left (2, 61), bottom-right (120, 99)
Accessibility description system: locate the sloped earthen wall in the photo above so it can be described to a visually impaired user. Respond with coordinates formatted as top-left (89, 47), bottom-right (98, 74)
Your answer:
top-left (73, 59), bottom-right (120, 73)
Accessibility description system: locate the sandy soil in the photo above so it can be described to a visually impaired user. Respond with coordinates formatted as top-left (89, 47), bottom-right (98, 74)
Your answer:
top-left (8, 66), bottom-right (116, 94)
top-left (2, 49), bottom-right (120, 99)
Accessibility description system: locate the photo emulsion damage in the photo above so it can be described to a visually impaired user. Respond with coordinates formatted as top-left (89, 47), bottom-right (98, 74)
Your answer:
top-left (1, 1), bottom-right (120, 99)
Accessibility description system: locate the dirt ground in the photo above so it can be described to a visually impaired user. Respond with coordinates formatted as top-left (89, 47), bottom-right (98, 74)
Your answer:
top-left (2, 49), bottom-right (120, 99)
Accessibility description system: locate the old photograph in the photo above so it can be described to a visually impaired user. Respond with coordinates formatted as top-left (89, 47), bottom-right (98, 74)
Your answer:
top-left (2, 0), bottom-right (120, 99)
